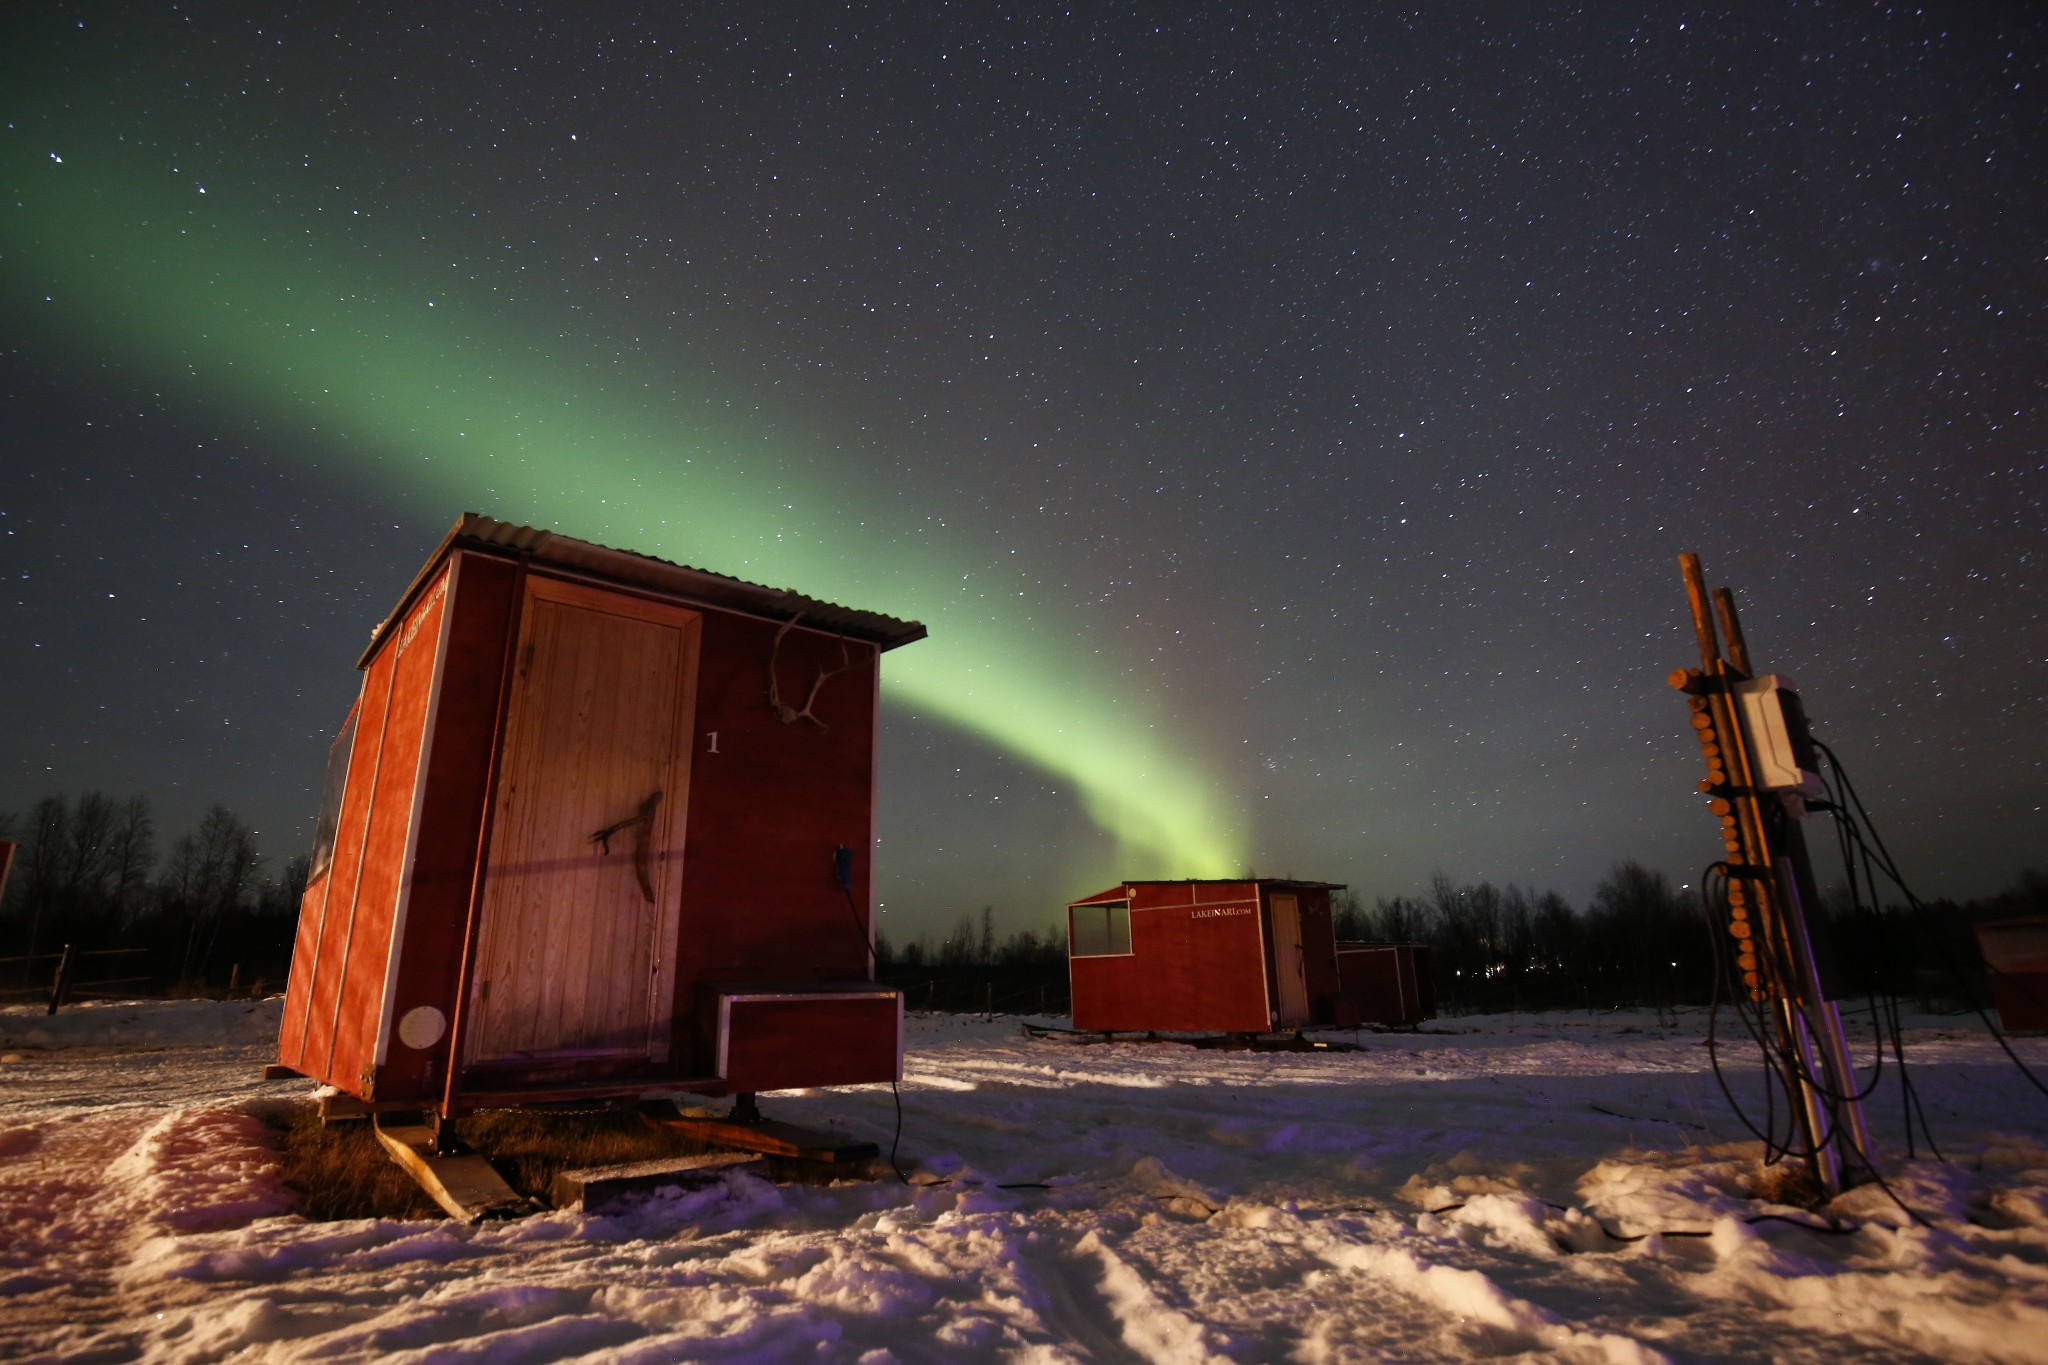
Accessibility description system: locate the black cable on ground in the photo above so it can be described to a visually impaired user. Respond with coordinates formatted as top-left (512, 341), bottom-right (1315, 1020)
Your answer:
top-left (1426, 1198), bottom-right (1867, 1242)
top-left (886, 1082), bottom-right (912, 1186)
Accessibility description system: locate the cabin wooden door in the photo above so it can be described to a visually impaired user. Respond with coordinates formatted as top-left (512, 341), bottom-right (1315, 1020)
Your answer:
top-left (464, 577), bottom-right (700, 1067)
top-left (1268, 892), bottom-right (1312, 1026)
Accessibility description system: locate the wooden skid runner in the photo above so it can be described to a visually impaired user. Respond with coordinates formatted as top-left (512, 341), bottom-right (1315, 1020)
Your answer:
top-left (1019, 1022), bottom-right (1363, 1052)
top-left (372, 1113), bottom-right (534, 1223)
top-left (552, 1152), bottom-right (761, 1212)
top-left (641, 1099), bottom-right (879, 1164)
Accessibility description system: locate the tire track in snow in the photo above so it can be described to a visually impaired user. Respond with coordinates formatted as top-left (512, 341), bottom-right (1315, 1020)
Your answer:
top-left (1075, 1228), bottom-right (1231, 1365)
top-left (1303, 1229), bottom-right (1668, 1365)
top-left (0, 1108), bottom-right (162, 1341)
top-left (993, 1225), bottom-right (1178, 1365)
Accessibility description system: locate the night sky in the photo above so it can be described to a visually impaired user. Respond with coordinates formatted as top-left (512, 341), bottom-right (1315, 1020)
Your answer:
top-left (3, 4), bottom-right (2043, 939)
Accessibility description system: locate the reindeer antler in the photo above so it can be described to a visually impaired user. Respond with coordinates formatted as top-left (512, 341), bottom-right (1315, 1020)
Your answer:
top-left (767, 612), bottom-right (866, 730)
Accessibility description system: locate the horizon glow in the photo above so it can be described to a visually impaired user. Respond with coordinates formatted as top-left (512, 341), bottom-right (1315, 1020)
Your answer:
top-left (1, 137), bottom-right (1247, 877)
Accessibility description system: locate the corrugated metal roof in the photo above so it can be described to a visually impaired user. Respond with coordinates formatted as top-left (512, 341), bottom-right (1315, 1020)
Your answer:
top-left (362, 513), bottom-right (927, 666)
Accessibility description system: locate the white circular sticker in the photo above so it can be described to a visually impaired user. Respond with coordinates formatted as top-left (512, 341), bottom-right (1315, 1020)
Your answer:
top-left (397, 1005), bottom-right (447, 1050)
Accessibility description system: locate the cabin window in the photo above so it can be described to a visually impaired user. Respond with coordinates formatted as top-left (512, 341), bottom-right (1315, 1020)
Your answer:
top-left (1070, 902), bottom-right (1132, 957)
top-left (307, 707), bottom-right (359, 884)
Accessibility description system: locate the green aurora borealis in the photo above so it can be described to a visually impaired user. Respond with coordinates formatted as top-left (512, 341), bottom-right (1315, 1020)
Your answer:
top-left (0, 136), bottom-right (1246, 878)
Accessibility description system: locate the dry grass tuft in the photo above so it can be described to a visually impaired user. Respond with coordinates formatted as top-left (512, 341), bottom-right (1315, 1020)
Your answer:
top-left (1748, 1158), bottom-right (1828, 1210)
top-left (272, 1103), bottom-right (728, 1220)
top-left (273, 1106), bottom-right (442, 1221)
top-left (273, 1101), bottom-right (877, 1221)
top-left (458, 1107), bottom-right (703, 1203)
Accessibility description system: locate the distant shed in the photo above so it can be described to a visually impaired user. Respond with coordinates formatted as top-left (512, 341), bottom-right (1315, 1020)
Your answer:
top-left (1974, 917), bottom-right (2048, 1033)
top-left (276, 514), bottom-right (925, 1114)
top-left (1066, 880), bottom-right (1347, 1033)
top-left (1333, 943), bottom-right (1435, 1028)
top-left (1065, 880), bottom-right (1437, 1032)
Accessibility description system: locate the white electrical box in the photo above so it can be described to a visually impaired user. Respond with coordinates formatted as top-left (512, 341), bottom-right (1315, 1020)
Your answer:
top-left (1733, 675), bottom-right (1823, 796)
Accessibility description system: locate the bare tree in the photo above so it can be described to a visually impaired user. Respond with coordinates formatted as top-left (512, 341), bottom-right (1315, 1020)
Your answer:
top-left (256, 854), bottom-right (310, 919)
top-left (1588, 860), bottom-right (1685, 1007)
top-left (106, 796), bottom-right (156, 922)
top-left (60, 792), bottom-right (122, 911)
top-left (1371, 895), bottom-right (1425, 943)
top-left (1332, 889), bottom-right (1369, 940)
top-left (938, 914), bottom-right (979, 968)
top-left (162, 805), bottom-right (261, 983)
top-left (15, 796), bottom-right (70, 969)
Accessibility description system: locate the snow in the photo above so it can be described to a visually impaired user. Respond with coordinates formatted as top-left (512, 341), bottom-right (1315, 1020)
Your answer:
top-left (2, 1001), bottom-right (2046, 1362)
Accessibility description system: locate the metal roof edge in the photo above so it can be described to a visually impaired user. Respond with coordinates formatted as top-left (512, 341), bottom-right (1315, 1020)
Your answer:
top-left (359, 512), bottom-right (927, 668)
top-left (1104, 878), bottom-right (1349, 892)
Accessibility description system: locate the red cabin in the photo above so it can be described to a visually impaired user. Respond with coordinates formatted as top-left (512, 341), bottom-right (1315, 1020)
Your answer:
top-left (275, 515), bottom-right (925, 1115)
top-left (1066, 880), bottom-right (1349, 1032)
top-left (1065, 880), bottom-right (1437, 1032)
top-left (1975, 917), bottom-right (2048, 1033)
top-left (1333, 943), bottom-right (1435, 1028)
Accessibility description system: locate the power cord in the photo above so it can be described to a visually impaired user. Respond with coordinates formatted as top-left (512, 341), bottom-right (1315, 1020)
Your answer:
top-left (834, 845), bottom-right (912, 1186)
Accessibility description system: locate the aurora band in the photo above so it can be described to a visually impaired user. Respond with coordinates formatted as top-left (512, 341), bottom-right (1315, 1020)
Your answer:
top-left (0, 142), bottom-right (1245, 877)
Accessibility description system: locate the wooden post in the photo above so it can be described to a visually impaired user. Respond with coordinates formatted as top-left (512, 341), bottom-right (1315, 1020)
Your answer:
top-left (1677, 553), bottom-right (1720, 674)
top-left (1711, 587), bottom-right (1753, 677)
top-left (46, 944), bottom-right (72, 1015)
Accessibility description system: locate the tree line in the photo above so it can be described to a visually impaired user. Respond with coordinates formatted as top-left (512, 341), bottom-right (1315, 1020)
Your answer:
top-left (877, 861), bottom-right (2037, 1018)
top-left (1333, 862), bottom-right (1710, 1014)
top-left (1346, 861), bottom-right (2032, 1015)
top-left (875, 906), bottom-right (1070, 1013)
top-left (3, 786), bottom-right (2032, 1016)
top-left (0, 791), bottom-right (306, 999)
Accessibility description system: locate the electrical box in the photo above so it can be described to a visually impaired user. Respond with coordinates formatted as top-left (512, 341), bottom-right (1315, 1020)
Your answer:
top-left (1734, 675), bottom-right (1823, 795)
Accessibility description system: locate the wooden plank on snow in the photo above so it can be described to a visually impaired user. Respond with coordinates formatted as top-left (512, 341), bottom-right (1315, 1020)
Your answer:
top-left (372, 1113), bottom-right (532, 1223)
top-left (640, 1099), bottom-right (879, 1163)
top-left (550, 1151), bottom-right (761, 1211)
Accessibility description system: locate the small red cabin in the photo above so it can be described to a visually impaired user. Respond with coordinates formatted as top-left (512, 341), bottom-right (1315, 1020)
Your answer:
top-left (1067, 880), bottom-right (1349, 1032)
top-left (1975, 917), bottom-right (2048, 1033)
top-left (276, 515), bottom-right (925, 1115)
top-left (1334, 943), bottom-right (1435, 1028)
top-left (1066, 880), bottom-right (1437, 1032)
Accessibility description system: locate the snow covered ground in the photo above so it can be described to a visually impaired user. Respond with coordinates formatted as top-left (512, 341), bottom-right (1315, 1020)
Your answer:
top-left (3, 1000), bottom-right (2047, 1363)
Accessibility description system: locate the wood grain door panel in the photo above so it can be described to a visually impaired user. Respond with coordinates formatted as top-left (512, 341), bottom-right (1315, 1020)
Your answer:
top-left (466, 577), bottom-right (699, 1065)
top-left (1269, 893), bottom-right (1311, 1027)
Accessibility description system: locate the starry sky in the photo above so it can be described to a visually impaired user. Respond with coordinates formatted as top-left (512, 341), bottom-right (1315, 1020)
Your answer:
top-left (2, 3), bottom-right (2043, 938)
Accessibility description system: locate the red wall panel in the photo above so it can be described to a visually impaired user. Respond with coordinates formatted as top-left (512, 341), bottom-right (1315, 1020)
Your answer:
top-left (1334, 944), bottom-right (1434, 1026)
top-left (1071, 882), bottom-right (1270, 1032)
top-left (296, 652), bottom-right (395, 1083)
top-left (1989, 975), bottom-right (2048, 1032)
top-left (377, 553), bottom-right (518, 1104)
top-left (718, 992), bottom-right (901, 1092)
top-left (276, 873), bottom-right (329, 1072)
top-left (325, 570), bottom-right (449, 1093)
top-left (669, 612), bottom-right (880, 1074)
